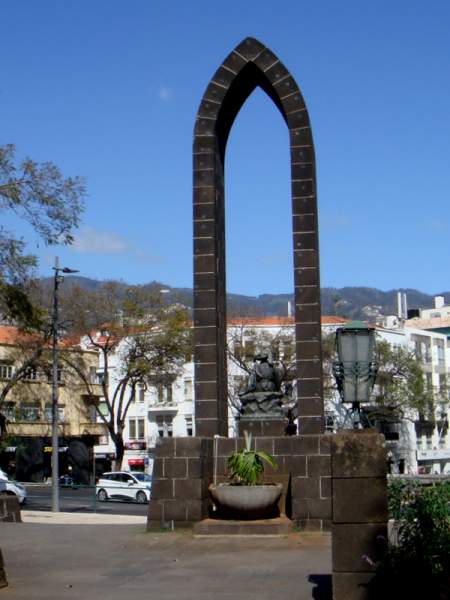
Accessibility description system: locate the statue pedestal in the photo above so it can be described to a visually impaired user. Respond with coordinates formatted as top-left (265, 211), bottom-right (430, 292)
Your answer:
top-left (238, 416), bottom-right (286, 437)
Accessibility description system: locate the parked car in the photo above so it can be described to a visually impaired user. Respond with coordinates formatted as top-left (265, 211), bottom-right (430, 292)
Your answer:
top-left (96, 471), bottom-right (152, 504)
top-left (0, 469), bottom-right (27, 504)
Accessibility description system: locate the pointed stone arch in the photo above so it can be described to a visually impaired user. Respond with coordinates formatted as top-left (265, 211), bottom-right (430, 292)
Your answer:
top-left (193, 37), bottom-right (323, 437)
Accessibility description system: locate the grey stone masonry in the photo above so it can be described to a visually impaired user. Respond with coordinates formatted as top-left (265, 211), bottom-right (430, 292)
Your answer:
top-left (193, 37), bottom-right (323, 438)
top-left (147, 434), bottom-right (332, 531)
top-left (331, 431), bottom-right (388, 600)
top-left (0, 494), bottom-right (21, 523)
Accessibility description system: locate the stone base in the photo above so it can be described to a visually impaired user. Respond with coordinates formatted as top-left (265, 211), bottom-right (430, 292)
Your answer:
top-left (238, 418), bottom-right (286, 437)
top-left (193, 516), bottom-right (293, 537)
top-left (0, 494), bottom-right (22, 522)
top-left (0, 550), bottom-right (7, 588)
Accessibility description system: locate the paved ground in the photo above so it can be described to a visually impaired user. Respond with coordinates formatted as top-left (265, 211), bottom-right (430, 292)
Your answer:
top-left (0, 515), bottom-right (331, 600)
top-left (24, 485), bottom-right (148, 516)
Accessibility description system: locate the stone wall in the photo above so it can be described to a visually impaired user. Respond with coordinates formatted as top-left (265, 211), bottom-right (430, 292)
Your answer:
top-left (147, 434), bottom-right (332, 531)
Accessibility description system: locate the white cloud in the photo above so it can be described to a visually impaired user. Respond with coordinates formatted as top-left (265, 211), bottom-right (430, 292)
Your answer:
top-left (157, 85), bottom-right (172, 102)
top-left (71, 227), bottom-right (129, 255)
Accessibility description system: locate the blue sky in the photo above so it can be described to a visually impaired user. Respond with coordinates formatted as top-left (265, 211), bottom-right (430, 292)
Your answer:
top-left (2, 1), bottom-right (449, 296)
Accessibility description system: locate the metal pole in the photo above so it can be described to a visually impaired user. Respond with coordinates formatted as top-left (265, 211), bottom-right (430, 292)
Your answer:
top-left (51, 257), bottom-right (61, 512)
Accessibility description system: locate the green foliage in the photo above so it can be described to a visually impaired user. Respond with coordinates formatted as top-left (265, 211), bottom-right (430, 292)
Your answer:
top-left (227, 431), bottom-right (277, 486)
top-left (372, 480), bottom-right (450, 599)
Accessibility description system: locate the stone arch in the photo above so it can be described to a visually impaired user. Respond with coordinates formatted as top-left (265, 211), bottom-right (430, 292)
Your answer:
top-left (193, 37), bottom-right (322, 437)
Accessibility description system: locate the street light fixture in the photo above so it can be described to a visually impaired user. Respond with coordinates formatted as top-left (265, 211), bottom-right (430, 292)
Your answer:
top-left (332, 320), bottom-right (378, 429)
top-left (51, 257), bottom-right (79, 512)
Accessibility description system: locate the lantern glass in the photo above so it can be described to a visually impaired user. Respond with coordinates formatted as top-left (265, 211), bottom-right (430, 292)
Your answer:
top-left (335, 324), bottom-right (376, 403)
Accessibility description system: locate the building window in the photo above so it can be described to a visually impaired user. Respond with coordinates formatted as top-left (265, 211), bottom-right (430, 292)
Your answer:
top-left (156, 415), bottom-right (173, 437)
top-left (129, 417), bottom-right (145, 440)
top-left (157, 384), bottom-right (164, 403)
top-left (184, 379), bottom-right (193, 401)
top-left (23, 367), bottom-right (38, 382)
top-left (44, 404), bottom-right (65, 422)
top-left (186, 416), bottom-right (193, 436)
top-left (0, 364), bottom-right (13, 380)
top-left (324, 412), bottom-right (335, 434)
top-left (138, 384), bottom-right (145, 403)
top-left (19, 401), bottom-right (40, 421)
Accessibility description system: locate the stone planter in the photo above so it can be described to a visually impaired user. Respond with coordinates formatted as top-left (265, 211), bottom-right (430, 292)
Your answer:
top-left (209, 483), bottom-right (282, 520)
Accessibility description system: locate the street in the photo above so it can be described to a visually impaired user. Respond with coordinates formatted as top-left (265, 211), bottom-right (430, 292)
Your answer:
top-left (24, 484), bottom-right (149, 516)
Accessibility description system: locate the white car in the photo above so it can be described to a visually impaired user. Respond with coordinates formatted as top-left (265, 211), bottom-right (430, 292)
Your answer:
top-left (0, 469), bottom-right (27, 505)
top-left (96, 471), bottom-right (152, 504)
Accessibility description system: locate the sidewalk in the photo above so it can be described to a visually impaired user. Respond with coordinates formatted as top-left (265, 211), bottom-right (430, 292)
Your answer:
top-left (21, 510), bottom-right (147, 525)
top-left (0, 518), bottom-right (331, 600)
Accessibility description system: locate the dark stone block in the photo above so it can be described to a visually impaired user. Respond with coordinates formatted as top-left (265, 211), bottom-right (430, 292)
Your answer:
top-left (289, 144), bottom-right (314, 162)
top-left (264, 61), bottom-right (290, 84)
top-left (188, 458), bottom-right (204, 479)
top-left (295, 519), bottom-right (323, 532)
top-left (193, 289), bottom-right (216, 309)
top-left (307, 455), bottom-right (331, 477)
top-left (332, 523), bottom-right (387, 573)
top-left (291, 435), bottom-right (320, 455)
top-left (332, 572), bottom-right (374, 600)
top-left (164, 500), bottom-right (187, 521)
top-left (281, 91), bottom-right (305, 115)
top-left (193, 202), bottom-right (215, 221)
top-left (293, 248), bottom-right (318, 270)
top-left (294, 498), bottom-right (332, 519)
top-left (273, 437), bottom-right (293, 456)
top-left (292, 196), bottom-right (317, 217)
top-left (194, 254), bottom-right (216, 274)
top-left (203, 81), bottom-right (228, 104)
top-left (221, 51), bottom-right (247, 74)
top-left (151, 479), bottom-right (173, 500)
top-left (234, 37), bottom-right (265, 61)
top-left (294, 322), bottom-right (319, 342)
top-left (194, 117), bottom-right (215, 137)
top-left (194, 308), bottom-right (216, 328)
top-left (193, 152), bottom-right (216, 170)
top-left (174, 479), bottom-right (204, 500)
top-left (165, 458), bottom-right (187, 479)
top-left (194, 237), bottom-right (215, 255)
top-left (176, 437), bottom-right (210, 458)
top-left (194, 362), bottom-right (217, 381)
top-left (295, 303), bottom-right (320, 324)
top-left (196, 400), bottom-right (218, 419)
top-left (333, 478), bottom-right (388, 524)
top-left (252, 436), bottom-right (272, 454)
top-left (193, 136), bottom-right (216, 155)
top-left (292, 213), bottom-right (316, 234)
top-left (274, 76), bottom-right (299, 98)
top-left (186, 499), bottom-right (209, 521)
top-left (194, 168), bottom-right (216, 188)
top-left (299, 379), bottom-right (321, 397)
top-left (320, 476), bottom-right (332, 498)
top-left (298, 416), bottom-right (323, 435)
top-left (211, 66), bottom-right (236, 89)
top-left (194, 326), bottom-right (216, 346)
top-left (292, 476), bottom-right (320, 499)
top-left (147, 501), bottom-right (163, 522)
top-left (296, 341), bottom-right (321, 361)
top-left (253, 48), bottom-right (279, 72)
top-left (293, 232), bottom-right (317, 252)
top-left (291, 161), bottom-right (314, 179)
top-left (193, 220), bottom-right (216, 239)
top-left (194, 344), bottom-right (217, 363)
top-left (216, 438), bottom-right (237, 456)
top-left (194, 272), bottom-right (216, 291)
top-left (196, 100), bottom-right (220, 120)
top-left (288, 455), bottom-right (306, 477)
top-left (296, 360), bottom-right (322, 379)
top-left (193, 186), bottom-right (216, 203)
top-left (155, 437), bottom-right (175, 458)
top-left (196, 420), bottom-right (221, 438)
top-left (286, 108), bottom-right (310, 129)
top-left (195, 381), bottom-right (218, 400)
top-left (152, 458), bottom-right (163, 478)
top-left (300, 396), bottom-right (323, 417)
top-left (292, 179), bottom-right (315, 198)
top-left (331, 431), bottom-right (387, 478)
top-left (320, 436), bottom-right (331, 455)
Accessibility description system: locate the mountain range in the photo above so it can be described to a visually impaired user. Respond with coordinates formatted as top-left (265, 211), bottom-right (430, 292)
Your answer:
top-left (41, 276), bottom-right (450, 321)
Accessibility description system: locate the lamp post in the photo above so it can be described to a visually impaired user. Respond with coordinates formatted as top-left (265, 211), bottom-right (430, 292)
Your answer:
top-left (51, 257), bottom-right (79, 512)
top-left (332, 321), bottom-right (378, 429)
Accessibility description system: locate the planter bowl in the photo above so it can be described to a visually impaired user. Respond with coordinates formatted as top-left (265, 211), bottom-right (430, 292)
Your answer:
top-left (209, 483), bottom-right (282, 519)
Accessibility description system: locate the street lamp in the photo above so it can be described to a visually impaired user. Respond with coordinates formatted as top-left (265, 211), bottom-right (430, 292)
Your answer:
top-left (51, 257), bottom-right (79, 512)
top-left (332, 321), bottom-right (378, 428)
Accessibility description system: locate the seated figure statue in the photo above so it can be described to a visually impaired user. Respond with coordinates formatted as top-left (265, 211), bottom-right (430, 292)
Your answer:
top-left (238, 352), bottom-right (285, 416)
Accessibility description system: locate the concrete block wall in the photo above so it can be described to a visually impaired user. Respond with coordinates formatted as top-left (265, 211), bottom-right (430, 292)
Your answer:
top-left (147, 434), bottom-right (332, 531)
top-left (331, 431), bottom-right (388, 600)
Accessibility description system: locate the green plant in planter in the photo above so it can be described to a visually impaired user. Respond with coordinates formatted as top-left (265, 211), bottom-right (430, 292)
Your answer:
top-left (227, 431), bottom-right (277, 485)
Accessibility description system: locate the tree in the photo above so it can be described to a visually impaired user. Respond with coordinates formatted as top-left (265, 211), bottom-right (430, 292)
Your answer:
top-left (0, 144), bottom-right (85, 326)
top-left (61, 283), bottom-right (191, 467)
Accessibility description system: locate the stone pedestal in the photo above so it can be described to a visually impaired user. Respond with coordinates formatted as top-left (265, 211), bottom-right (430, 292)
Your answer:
top-left (331, 431), bottom-right (388, 600)
top-left (238, 417), bottom-right (286, 437)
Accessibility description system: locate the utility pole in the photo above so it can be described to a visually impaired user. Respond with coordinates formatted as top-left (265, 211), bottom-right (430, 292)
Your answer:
top-left (51, 257), bottom-right (78, 512)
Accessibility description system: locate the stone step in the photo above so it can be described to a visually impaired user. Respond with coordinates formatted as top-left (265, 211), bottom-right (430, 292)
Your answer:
top-left (193, 515), bottom-right (293, 537)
